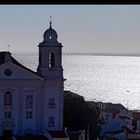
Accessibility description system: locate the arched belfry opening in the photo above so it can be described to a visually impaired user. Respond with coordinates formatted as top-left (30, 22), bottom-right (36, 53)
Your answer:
top-left (48, 53), bottom-right (55, 68)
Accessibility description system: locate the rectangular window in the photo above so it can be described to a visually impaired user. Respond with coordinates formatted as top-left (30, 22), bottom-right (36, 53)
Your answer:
top-left (4, 92), bottom-right (12, 107)
top-left (26, 111), bottom-right (32, 119)
top-left (48, 116), bottom-right (54, 126)
top-left (4, 112), bottom-right (11, 119)
top-left (48, 98), bottom-right (55, 108)
top-left (26, 95), bottom-right (33, 109)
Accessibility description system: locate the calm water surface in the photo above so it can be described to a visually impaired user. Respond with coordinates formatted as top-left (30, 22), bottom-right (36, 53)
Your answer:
top-left (12, 53), bottom-right (140, 110)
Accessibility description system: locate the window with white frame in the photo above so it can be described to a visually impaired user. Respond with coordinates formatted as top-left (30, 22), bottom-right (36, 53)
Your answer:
top-left (26, 94), bottom-right (33, 109)
top-left (48, 98), bottom-right (55, 108)
top-left (48, 116), bottom-right (54, 126)
top-left (4, 91), bottom-right (12, 107)
top-left (4, 111), bottom-right (11, 119)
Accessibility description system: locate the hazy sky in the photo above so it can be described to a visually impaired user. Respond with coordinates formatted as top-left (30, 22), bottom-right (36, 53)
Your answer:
top-left (0, 5), bottom-right (140, 54)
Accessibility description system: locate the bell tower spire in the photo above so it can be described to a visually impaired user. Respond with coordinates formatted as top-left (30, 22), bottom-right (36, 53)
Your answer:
top-left (37, 20), bottom-right (63, 79)
top-left (50, 16), bottom-right (52, 29)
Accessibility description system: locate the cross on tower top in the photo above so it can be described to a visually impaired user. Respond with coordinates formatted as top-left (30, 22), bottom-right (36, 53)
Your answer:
top-left (50, 16), bottom-right (52, 29)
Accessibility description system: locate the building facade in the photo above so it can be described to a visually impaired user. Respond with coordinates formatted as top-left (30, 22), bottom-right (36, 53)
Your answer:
top-left (0, 21), bottom-right (64, 137)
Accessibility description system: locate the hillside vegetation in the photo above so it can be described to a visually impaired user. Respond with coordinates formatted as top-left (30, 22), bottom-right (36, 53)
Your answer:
top-left (64, 91), bottom-right (100, 140)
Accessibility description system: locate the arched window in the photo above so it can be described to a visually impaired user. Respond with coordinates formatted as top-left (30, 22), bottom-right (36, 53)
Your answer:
top-left (48, 53), bottom-right (55, 68)
top-left (4, 92), bottom-right (12, 107)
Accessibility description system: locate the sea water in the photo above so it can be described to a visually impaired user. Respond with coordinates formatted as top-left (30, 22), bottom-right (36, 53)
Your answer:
top-left (12, 53), bottom-right (140, 110)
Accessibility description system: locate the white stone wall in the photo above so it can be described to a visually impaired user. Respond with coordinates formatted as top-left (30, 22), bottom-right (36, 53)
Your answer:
top-left (44, 82), bottom-right (63, 131)
top-left (22, 88), bottom-right (36, 134)
top-left (0, 77), bottom-right (63, 136)
top-left (0, 79), bottom-right (43, 136)
top-left (0, 41), bottom-right (64, 136)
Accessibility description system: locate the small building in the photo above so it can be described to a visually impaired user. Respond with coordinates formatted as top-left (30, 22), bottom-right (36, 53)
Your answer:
top-left (100, 116), bottom-right (125, 136)
top-left (126, 127), bottom-right (140, 140)
top-left (118, 109), bottom-right (133, 130)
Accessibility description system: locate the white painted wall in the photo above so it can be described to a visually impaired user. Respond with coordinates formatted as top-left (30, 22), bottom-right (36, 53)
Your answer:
top-left (0, 77), bottom-right (63, 136)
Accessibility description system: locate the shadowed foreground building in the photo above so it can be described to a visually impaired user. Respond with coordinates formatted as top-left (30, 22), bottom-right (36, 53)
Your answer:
top-left (0, 22), bottom-right (68, 139)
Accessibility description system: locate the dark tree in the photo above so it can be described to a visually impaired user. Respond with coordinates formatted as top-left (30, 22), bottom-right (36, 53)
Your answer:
top-left (64, 91), bottom-right (100, 140)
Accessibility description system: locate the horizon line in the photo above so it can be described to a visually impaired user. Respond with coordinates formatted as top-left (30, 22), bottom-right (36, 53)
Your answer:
top-left (10, 51), bottom-right (140, 57)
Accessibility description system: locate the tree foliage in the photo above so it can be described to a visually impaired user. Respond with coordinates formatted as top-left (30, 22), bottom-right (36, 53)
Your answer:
top-left (63, 91), bottom-right (100, 140)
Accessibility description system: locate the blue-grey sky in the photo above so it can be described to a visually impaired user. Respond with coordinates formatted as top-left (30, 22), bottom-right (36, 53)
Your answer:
top-left (0, 5), bottom-right (140, 54)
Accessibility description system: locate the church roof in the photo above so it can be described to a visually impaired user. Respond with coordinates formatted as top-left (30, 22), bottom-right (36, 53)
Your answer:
top-left (39, 20), bottom-right (62, 47)
top-left (43, 19), bottom-right (58, 41)
top-left (0, 51), bottom-right (43, 78)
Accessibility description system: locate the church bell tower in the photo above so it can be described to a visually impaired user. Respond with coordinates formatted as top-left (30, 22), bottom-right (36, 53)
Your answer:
top-left (37, 20), bottom-right (63, 80)
top-left (37, 20), bottom-right (64, 131)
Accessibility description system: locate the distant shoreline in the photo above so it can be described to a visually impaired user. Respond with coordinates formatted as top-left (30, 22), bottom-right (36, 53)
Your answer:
top-left (63, 52), bottom-right (140, 57)
top-left (11, 52), bottom-right (140, 57)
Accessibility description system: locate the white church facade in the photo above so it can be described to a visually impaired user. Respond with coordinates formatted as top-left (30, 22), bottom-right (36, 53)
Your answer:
top-left (0, 21), bottom-right (66, 139)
